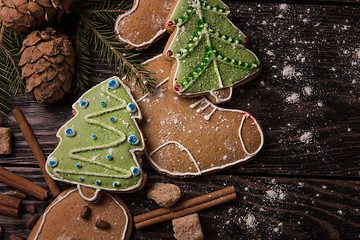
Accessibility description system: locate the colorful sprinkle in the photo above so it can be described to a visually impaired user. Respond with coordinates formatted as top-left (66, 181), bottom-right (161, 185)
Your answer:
top-left (95, 180), bottom-right (102, 185)
top-left (91, 135), bottom-right (97, 140)
top-left (79, 177), bottom-right (84, 182)
top-left (76, 163), bottom-right (82, 168)
top-left (174, 83), bottom-right (181, 92)
top-left (130, 166), bottom-right (140, 176)
top-left (113, 182), bottom-right (121, 187)
top-left (126, 103), bottom-right (136, 113)
top-left (167, 21), bottom-right (174, 27)
top-left (79, 99), bottom-right (89, 109)
top-left (65, 128), bottom-right (76, 137)
top-left (167, 50), bottom-right (173, 56)
top-left (128, 135), bottom-right (139, 145)
top-left (48, 157), bottom-right (58, 167)
top-left (106, 155), bottom-right (113, 160)
top-left (108, 79), bottom-right (120, 89)
top-left (100, 101), bottom-right (106, 107)
top-left (110, 117), bottom-right (117, 123)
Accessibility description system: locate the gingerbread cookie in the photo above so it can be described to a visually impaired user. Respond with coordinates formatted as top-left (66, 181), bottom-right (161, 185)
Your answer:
top-left (163, 0), bottom-right (261, 103)
top-left (123, 55), bottom-right (264, 177)
top-left (46, 76), bottom-right (146, 193)
top-left (27, 188), bottom-right (132, 240)
top-left (115, 0), bottom-right (176, 50)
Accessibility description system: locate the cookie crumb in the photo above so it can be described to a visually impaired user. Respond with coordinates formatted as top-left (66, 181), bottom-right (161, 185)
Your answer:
top-left (147, 183), bottom-right (181, 208)
top-left (172, 213), bottom-right (204, 240)
top-left (0, 127), bottom-right (11, 154)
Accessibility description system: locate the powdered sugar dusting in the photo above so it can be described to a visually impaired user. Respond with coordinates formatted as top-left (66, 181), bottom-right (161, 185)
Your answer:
top-left (303, 86), bottom-right (313, 96)
top-left (282, 66), bottom-right (296, 78)
top-left (285, 93), bottom-right (300, 103)
top-left (243, 213), bottom-right (257, 228)
top-left (300, 132), bottom-right (313, 143)
top-left (355, 48), bottom-right (360, 59)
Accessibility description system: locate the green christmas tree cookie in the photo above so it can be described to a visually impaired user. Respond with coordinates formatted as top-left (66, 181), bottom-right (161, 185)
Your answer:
top-left (164, 0), bottom-right (261, 103)
top-left (46, 76), bottom-right (145, 193)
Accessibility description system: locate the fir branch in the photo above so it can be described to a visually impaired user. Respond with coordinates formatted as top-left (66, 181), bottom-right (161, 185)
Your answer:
top-left (0, 25), bottom-right (23, 117)
top-left (73, 5), bottom-right (155, 92)
top-left (75, 0), bottom-right (131, 24)
top-left (74, 23), bottom-right (92, 93)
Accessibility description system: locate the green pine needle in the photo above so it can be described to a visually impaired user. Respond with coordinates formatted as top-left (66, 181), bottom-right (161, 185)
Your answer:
top-left (0, 25), bottom-right (24, 117)
top-left (73, 1), bottom-right (155, 93)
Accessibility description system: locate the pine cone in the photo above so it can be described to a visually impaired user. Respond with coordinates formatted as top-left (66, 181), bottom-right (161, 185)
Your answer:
top-left (0, 0), bottom-right (73, 33)
top-left (19, 27), bottom-right (75, 103)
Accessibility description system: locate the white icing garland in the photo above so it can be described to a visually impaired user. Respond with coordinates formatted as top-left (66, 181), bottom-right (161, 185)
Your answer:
top-left (46, 77), bottom-right (145, 193)
top-left (56, 85), bottom-right (132, 178)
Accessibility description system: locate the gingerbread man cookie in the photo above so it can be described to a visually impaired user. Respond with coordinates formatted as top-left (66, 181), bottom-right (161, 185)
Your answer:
top-left (28, 188), bottom-right (133, 240)
top-left (123, 55), bottom-right (264, 177)
top-left (163, 0), bottom-right (261, 103)
top-left (46, 76), bottom-right (146, 196)
top-left (115, 0), bottom-right (176, 50)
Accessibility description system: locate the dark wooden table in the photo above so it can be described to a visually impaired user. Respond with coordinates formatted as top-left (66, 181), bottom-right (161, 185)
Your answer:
top-left (1, 0), bottom-right (359, 239)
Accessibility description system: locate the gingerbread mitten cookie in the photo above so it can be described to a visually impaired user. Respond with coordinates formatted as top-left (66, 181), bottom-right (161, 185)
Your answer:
top-left (163, 0), bottom-right (261, 103)
top-left (28, 188), bottom-right (133, 240)
top-left (115, 0), bottom-right (176, 50)
top-left (46, 76), bottom-right (146, 194)
top-left (125, 55), bottom-right (264, 177)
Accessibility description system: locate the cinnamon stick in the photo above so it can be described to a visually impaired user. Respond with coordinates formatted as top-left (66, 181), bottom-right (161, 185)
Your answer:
top-left (0, 204), bottom-right (19, 218)
top-left (134, 186), bottom-right (236, 229)
top-left (0, 166), bottom-right (48, 200)
top-left (0, 193), bottom-right (21, 209)
top-left (12, 108), bottom-right (61, 197)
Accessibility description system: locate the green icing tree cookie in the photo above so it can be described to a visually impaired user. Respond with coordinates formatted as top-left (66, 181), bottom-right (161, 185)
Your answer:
top-left (164, 0), bottom-right (261, 102)
top-left (46, 76), bottom-right (145, 192)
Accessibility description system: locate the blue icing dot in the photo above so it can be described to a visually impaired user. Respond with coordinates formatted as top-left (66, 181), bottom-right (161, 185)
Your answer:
top-left (79, 99), bottom-right (89, 109)
top-left (110, 117), bottom-right (117, 123)
top-left (91, 135), bottom-right (97, 140)
top-left (106, 155), bottom-right (113, 160)
top-left (128, 135), bottom-right (139, 145)
top-left (76, 163), bottom-right (82, 168)
top-left (113, 182), bottom-right (121, 187)
top-left (131, 166), bottom-right (140, 176)
top-left (100, 101), bottom-right (106, 107)
top-left (126, 103), bottom-right (136, 113)
top-left (65, 128), bottom-right (76, 137)
top-left (48, 157), bottom-right (58, 167)
top-left (108, 79), bottom-right (120, 89)
top-left (95, 180), bottom-right (102, 185)
top-left (79, 177), bottom-right (84, 182)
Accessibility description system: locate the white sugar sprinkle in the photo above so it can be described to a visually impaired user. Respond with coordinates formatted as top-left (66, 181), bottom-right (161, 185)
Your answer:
top-left (243, 214), bottom-right (256, 228)
top-left (286, 93), bottom-right (300, 103)
top-left (300, 132), bottom-right (313, 143)
top-left (303, 86), bottom-right (313, 96)
top-left (282, 66), bottom-right (296, 78)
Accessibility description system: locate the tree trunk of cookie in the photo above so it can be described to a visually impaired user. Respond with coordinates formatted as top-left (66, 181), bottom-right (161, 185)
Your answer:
top-left (77, 185), bottom-right (103, 203)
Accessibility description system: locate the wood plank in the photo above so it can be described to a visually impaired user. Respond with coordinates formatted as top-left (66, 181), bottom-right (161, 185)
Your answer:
top-left (0, 1), bottom-right (359, 238)
top-left (0, 176), bottom-right (358, 239)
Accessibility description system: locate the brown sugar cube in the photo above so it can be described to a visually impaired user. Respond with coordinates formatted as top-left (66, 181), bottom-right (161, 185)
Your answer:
top-left (147, 183), bottom-right (181, 208)
top-left (172, 213), bottom-right (204, 240)
top-left (0, 127), bottom-right (11, 154)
